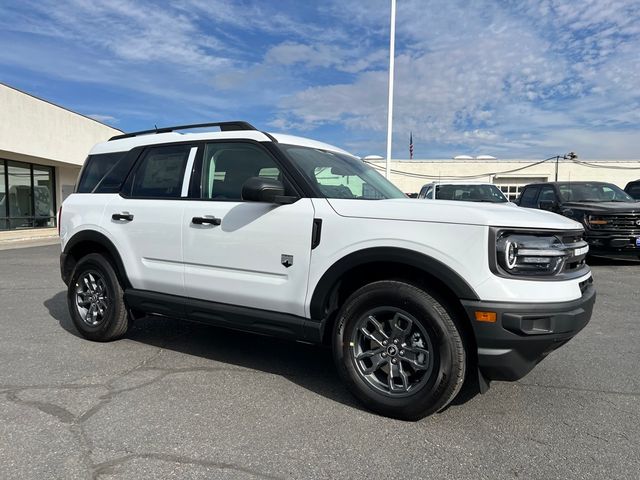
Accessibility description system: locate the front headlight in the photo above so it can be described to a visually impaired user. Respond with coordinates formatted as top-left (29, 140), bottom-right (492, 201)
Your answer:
top-left (494, 230), bottom-right (588, 277)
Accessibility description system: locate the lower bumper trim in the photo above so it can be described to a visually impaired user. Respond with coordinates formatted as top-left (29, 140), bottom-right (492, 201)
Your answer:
top-left (463, 284), bottom-right (596, 381)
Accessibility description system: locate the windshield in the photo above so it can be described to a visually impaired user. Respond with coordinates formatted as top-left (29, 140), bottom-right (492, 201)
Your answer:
top-left (435, 184), bottom-right (508, 203)
top-left (280, 145), bottom-right (406, 199)
top-left (558, 183), bottom-right (634, 203)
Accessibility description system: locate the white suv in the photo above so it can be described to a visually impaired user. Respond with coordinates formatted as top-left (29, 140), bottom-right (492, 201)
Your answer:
top-left (59, 121), bottom-right (595, 420)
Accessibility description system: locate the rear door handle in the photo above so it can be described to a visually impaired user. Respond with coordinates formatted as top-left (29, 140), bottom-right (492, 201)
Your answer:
top-left (192, 216), bottom-right (221, 226)
top-left (112, 212), bottom-right (134, 221)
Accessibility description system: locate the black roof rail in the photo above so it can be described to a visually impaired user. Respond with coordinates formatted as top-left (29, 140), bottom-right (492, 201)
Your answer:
top-left (108, 121), bottom-right (258, 141)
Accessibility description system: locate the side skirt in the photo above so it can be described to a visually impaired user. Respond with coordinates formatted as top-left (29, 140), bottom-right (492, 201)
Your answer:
top-left (124, 289), bottom-right (321, 342)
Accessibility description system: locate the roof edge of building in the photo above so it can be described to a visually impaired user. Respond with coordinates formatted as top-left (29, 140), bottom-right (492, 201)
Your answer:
top-left (0, 82), bottom-right (123, 133)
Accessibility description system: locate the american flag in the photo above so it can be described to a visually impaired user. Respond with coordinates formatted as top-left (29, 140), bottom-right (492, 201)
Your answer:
top-left (409, 132), bottom-right (414, 159)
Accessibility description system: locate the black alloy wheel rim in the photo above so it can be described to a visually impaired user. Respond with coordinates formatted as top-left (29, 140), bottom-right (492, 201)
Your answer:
top-left (75, 270), bottom-right (109, 327)
top-left (350, 308), bottom-right (435, 397)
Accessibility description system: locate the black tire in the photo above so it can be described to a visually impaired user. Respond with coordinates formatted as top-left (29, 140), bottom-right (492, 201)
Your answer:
top-left (333, 280), bottom-right (466, 421)
top-left (67, 253), bottom-right (131, 342)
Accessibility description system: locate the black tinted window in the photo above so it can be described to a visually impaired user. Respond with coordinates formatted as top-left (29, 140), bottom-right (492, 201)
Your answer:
top-left (77, 152), bottom-right (125, 193)
top-left (537, 186), bottom-right (556, 205)
top-left (130, 145), bottom-right (191, 198)
top-left (518, 186), bottom-right (539, 207)
top-left (627, 183), bottom-right (640, 199)
top-left (94, 150), bottom-right (139, 193)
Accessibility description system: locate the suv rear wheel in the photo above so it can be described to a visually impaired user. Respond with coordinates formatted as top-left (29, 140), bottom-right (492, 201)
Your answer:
top-left (333, 280), bottom-right (466, 420)
top-left (67, 253), bottom-right (131, 341)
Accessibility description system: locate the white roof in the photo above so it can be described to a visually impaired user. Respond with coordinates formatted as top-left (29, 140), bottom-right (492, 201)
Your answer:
top-left (89, 129), bottom-right (353, 157)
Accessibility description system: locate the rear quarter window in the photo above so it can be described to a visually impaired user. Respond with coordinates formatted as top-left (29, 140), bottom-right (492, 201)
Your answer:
top-left (76, 152), bottom-right (127, 193)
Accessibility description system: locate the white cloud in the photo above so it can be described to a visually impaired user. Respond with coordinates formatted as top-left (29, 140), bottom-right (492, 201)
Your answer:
top-left (86, 113), bottom-right (117, 124)
top-left (1, 0), bottom-right (638, 158)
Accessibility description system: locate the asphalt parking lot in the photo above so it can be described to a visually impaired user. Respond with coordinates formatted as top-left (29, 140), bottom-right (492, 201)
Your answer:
top-left (0, 245), bottom-right (638, 479)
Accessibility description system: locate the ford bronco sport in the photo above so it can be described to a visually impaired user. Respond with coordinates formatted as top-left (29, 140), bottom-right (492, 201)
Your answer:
top-left (59, 121), bottom-right (596, 420)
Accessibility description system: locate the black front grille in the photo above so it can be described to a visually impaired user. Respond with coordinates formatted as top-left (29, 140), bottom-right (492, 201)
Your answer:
top-left (588, 214), bottom-right (640, 232)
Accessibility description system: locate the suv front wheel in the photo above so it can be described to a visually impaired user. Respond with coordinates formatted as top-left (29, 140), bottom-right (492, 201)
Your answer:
top-left (67, 253), bottom-right (131, 342)
top-left (333, 280), bottom-right (466, 420)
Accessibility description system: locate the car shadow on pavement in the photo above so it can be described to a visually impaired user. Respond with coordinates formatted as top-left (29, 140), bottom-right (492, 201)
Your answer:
top-left (587, 256), bottom-right (640, 266)
top-left (44, 291), bottom-right (480, 416)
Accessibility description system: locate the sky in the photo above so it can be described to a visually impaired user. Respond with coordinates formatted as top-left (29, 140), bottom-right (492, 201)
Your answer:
top-left (1, 0), bottom-right (639, 159)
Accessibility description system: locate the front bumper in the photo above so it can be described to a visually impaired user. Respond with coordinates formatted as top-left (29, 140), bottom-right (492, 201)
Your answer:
top-left (462, 282), bottom-right (596, 381)
top-left (585, 230), bottom-right (640, 256)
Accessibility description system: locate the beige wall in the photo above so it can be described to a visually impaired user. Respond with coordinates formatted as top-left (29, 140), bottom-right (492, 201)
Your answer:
top-left (369, 159), bottom-right (640, 193)
top-left (0, 83), bottom-right (121, 167)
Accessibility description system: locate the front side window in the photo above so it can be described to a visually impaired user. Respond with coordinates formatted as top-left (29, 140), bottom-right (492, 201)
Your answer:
top-left (129, 145), bottom-right (191, 198)
top-left (558, 183), bottom-right (634, 202)
top-left (199, 142), bottom-right (282, 200)
top-left (280, 145), bottom-right (405, 200)
top-left (627, 183), bottom-right (640, 199)
top-left (518, 186), bottom-right (539, 207)
top-left (537, 186), bottom-right (557, 205)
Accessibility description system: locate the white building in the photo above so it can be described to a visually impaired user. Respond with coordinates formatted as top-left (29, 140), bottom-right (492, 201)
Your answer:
top-left (368, 158), bottom-right (640, 199)
top-left (0, 83), bottom-right (121, 237)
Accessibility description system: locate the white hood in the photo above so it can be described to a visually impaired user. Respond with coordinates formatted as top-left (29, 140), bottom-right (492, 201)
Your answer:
top-left (327, 198), bottom-right (583, 230)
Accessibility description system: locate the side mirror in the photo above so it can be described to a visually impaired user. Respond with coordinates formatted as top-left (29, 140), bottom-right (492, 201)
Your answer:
top-left (241, 177), bottom-right (298, 204)
top-left (539, 199), bottom-right (558, 211)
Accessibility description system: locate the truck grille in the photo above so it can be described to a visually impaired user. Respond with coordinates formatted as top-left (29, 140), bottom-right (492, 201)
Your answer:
top-left (588, 214), bottom-right (640, 232)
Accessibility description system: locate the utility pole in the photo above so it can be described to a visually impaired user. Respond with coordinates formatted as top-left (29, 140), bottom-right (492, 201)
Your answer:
top-left (385, 0), bottom-right (396, 179)
top-left (556, 152), bottom-right (577, 181)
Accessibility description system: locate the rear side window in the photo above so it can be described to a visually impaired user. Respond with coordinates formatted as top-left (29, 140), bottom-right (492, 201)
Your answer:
top-left (518, 186), bottom-right (539, 207)
top-left (76, 152), bottom-right (126, 193)
top-left (128, 145), bottom-right (191, 198)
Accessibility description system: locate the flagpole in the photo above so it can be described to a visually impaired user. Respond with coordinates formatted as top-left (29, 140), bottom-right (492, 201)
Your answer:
top-left (385, 0), bottom-right (396, 179)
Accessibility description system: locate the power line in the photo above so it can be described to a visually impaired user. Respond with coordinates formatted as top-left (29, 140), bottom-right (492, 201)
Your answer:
top-left (571, 159), bottom-right (640, 170)
top-left (365, 156), bottom-right (558, 180)
top-left (365, 156), bottom-right (640, 181)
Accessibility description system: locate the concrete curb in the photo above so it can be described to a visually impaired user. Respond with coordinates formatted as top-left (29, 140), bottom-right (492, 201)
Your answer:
top-left (0, 237), bottom-right (60, 251)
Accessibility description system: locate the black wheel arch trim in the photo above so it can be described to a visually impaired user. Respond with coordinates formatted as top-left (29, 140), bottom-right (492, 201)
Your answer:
top-left (62, 230), bottom-right (131, 288)
top-left (309, 247), bottom-right (479, 322)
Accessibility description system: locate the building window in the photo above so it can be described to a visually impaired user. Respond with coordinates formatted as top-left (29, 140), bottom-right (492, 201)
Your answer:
top-left (494, 176), bottom-right (548, 202)
top-left (1, 159), bottom-right (56, 231)
top-left (0, 166), bottom-right (6, 230)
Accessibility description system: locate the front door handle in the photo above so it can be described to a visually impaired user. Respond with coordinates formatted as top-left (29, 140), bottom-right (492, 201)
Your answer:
top-left (112, 212), bottom-right (134, 221)
top-left (192, 216), bottom-right (222, 226)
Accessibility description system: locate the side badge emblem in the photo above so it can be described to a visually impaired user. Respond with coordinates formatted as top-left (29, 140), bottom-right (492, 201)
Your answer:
top-left (281, 254), bottom-right (293, 268)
